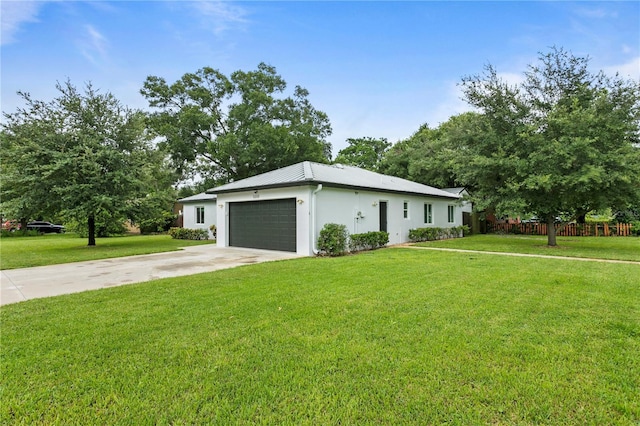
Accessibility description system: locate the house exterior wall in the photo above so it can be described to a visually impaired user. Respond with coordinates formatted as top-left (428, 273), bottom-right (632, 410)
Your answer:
top-left (315, 188), bottom-right (462, 247)
top-left (460, 201), bottom-right (473, 214)
top-left (457, 190), bottom-right (473, 214)
top-left (181, 201), bottom-right (217, 239)
top-left (217, 185), bottom-right (462, 256)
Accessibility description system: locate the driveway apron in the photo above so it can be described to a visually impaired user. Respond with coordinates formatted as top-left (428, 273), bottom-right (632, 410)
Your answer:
top-left (1, 246), bottom-right (301, 306)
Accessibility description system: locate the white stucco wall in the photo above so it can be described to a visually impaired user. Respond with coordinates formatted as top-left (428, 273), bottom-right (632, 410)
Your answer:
top-left (216, 185), bottom-right (462, 256)
top-left (181, 201), bottom-right (218, 239)
top-left (461, 201), bottom-right (473, 214)
top-left (315, 188), bottom-right (463, 247)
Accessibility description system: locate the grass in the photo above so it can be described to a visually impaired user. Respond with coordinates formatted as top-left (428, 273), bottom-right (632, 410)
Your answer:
top-left (414, 234), bottom-right (640, 262)
top-left (1, 248), bottom-right (638, 424)
top-left (0, 233), bottom-right (215, 269)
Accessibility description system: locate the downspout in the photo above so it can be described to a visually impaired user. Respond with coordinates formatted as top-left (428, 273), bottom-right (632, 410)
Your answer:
top-left (311, 184), bottom-right (323, 254)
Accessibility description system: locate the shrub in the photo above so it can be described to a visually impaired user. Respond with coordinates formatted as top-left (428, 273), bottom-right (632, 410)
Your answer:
top-left (455, 225), bottom-right (470, 237)
top-left (408, 227), bottom-right (439, 241)
top-left (349, 231), bottom-right (389, 252)
top-left (614, 209), bottom-right (640, 223)
top-left (138, 212), bottom-right (177, 235)
top-left (168, 227), bottom-right (209, 240)
top-left (408, 226), bottom-right (468, 242)
top-left (0, 229), bottom-right (40, 238)
top-left (631, 221), bottom-right (640, 237)
top-left (317, 223), bottom-right (348, 256)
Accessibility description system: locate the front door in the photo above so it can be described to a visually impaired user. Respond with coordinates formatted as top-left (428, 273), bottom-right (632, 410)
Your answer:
top-left (379, 201), bottom-right (388, 232)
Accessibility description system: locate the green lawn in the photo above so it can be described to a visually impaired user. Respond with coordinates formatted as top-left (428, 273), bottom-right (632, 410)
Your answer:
top-left (415, 234), bottom-right (640, 261)
top-left (2, 248), bottom-right (638, 424)
top-left (0, 233), bottom-right (215, 270)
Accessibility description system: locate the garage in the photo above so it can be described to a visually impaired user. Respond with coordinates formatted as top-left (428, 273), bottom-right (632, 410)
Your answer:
top-left (229, 198), bottom-right (297, 252)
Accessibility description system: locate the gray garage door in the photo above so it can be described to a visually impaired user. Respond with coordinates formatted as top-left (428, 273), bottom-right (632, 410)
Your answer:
top-left (229, 198), bottom-right (297, 252)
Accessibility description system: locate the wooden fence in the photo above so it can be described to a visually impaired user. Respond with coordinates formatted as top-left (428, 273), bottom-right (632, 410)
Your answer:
top-left (488, 222), bottom-right (634, 237)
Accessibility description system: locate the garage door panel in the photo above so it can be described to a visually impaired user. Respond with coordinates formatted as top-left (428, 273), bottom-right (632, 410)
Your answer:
top-left (229, 198), bottom-right (296, 252)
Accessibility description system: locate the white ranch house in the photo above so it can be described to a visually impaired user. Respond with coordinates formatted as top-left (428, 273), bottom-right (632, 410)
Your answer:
top-left (204, 161), bottom-right (463, 256)
top-left (177, 192), bottom-right (217, 239)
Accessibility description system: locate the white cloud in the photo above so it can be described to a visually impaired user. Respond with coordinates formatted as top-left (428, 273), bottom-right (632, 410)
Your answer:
top-left (604, 56), bottom-right (640, 81)
top-left (191, 0), bottom-right (249, 35)
top-left (573, 6), bottom-right (618, 19)
top-left (1, 1), bottom-right (43, 45)
top-left (79, 24), bottom-right (109, 66)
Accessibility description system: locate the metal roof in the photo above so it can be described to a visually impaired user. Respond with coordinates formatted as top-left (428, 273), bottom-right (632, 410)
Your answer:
top-left (442, 187), bottom-right (467, 195)
top-left (177, 192), bottom-right (217, 203)
top-left (207, 162), bottom-right (459, 199)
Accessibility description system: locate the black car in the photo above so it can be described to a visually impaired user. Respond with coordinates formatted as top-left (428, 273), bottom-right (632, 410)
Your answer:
top-left (26, 221), bottom-right (65, 233)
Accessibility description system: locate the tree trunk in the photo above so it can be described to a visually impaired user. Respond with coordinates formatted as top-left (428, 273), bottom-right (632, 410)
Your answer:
top-left (576, 208), bottom-right (588, 224)
top-left (88, 215), bottom-right (96, 246)
top-left (546, 215), bottom-right (557, 247)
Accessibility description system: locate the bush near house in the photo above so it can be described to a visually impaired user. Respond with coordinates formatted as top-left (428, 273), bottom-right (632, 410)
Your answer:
top-left (318, 225), bottom-right (389, 256)
top-left (408, 226), bottom-right (468, 242)
top-left (349, 231), bottom-right (389, 252)
top-left (168, 227), bottom-right (209, 240)
top-left (317, 223), bottom-right (349, 256)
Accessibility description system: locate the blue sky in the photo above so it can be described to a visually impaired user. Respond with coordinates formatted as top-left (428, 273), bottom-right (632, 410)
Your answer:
top-left (2, 1), bottom-right (639, 156)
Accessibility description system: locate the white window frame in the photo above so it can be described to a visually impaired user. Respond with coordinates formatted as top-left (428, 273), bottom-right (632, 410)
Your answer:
top-left (447, 205), bottom-right (455, 223)
top-left (403, 201), bottom-right (409, 219)
top-left (196, 206), bottom-right (205, 225)
top-left (424, 203), bottom-right (433, 224)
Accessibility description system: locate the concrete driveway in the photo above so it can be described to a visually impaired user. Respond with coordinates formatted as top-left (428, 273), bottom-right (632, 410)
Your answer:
top-left (1, 245), bottom-right (301, 306)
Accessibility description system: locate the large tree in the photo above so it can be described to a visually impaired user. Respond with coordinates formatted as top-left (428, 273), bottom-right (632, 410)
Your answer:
top-left (458, 47), bottom-right (640, 246)
top-left (1, 82), bottom-right (154, 246)
top-left (141, 63), bottom-right (333, 184)
top-left (334, 137), bottom-right (391, 171)
top-left (380, 112), bottom-right (486, 189)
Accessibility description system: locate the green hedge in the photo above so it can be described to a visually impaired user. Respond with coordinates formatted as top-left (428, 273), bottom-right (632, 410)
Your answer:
top-left (0, 230), bottom-right (41, 238)
top-left (318, 225), bottom-right (390, 256)
top-left (349, 231), bottom-right (389, 252)
top-left (317, 223), bottom-right (349, 256)
top-left (408, 226), bottom-right (469, 242)
top-left (168, 227), bottom-right (209, 240)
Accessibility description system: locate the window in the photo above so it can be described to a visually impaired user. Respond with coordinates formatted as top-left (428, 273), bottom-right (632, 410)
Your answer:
top-left (196, 206), bottom-right (205, 224)
top-left (403, 201), bottom-right (409, 219)
top-left (424, 203), bottom-right (433, 224)
top-left (447, 205), bottom-right (455, 223)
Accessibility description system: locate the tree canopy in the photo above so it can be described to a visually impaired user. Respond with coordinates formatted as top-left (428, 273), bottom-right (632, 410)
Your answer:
top-left (334, 137), bottom-right (391, 172)
top-left (141, 63), bottom-right (333, 184)
top-left (380, 112), bottom-right (485, 189)
top-left (1, 82), bottom-right (155, 245)
top-left (457, 47), bottom-right (640, 245)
